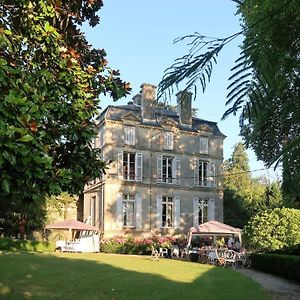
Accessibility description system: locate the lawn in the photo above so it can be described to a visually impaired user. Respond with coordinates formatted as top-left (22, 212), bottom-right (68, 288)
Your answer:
top-left (0, 252), bottom-right (269, 300)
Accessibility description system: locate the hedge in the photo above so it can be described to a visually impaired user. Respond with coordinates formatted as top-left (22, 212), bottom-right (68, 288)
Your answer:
top-left (251, 252), bottom-right (300, 283)
top-left (0, 238), bottom-right (55, 252)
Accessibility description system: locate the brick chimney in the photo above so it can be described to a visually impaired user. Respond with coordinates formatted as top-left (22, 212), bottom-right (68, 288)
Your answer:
top-left (176, 91), bottom-right (192, 126)
top-left (141, 83), bottom-right (156, 120)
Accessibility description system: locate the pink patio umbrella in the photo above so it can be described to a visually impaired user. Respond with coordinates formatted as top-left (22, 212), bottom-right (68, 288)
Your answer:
top-left (190, 220), bottom-right (241, 235)
top-left (45, 219), bottom-right (99, 240)
top-left (189, 220), bottom-right (242, 246)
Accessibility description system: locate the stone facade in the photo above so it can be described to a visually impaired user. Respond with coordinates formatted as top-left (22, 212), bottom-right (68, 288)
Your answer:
top-left (83, 83), bottom-right (226, 237)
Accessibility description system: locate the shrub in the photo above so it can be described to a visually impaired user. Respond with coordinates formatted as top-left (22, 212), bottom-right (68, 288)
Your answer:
top-left (100, 235), bottom-right (177, 255)
top-left (0, 238), bottom-right (55, 252)
top-left (251, 253), bottom-right (300, 283)
top-left (243, 208), bottom-right (300, 252)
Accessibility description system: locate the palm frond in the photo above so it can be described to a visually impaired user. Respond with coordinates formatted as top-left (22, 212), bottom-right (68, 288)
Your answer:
top-left (157, 34), bottom-right (225, 100)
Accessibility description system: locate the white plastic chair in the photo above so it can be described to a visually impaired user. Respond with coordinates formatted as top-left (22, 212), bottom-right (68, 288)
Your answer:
top-left (151, 246), bottom-right (159, 261)
top-left (223, 250), bottom-right (237, 268)
top-left (171, 245), bottom-right (180, 258)
top-left (159, 247), bottom-right (168, 258)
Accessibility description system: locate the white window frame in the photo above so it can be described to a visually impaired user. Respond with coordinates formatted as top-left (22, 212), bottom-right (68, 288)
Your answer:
top-left (157, 155), bottom-right (180, 184)
top-left (194, 159), bottom-right (216, 187)
top-left (199, 136), bottom-right (209, 154)
top-left (119, 151), bottom-right (143, 181)
top-left (193, 198), bottom-right (215, 226)
top-left (162, 196), bottom-right (173, 228)
top-left (124, 125), bottom-right (135, 145)
top-left (162, 156), bottom-right (173, 184)
top-left (198, 198), bottom-right (208, 225)
top-left (163, 131), bottom-right (174, 150)
top-left (122, 194), bottom-right (135, 227)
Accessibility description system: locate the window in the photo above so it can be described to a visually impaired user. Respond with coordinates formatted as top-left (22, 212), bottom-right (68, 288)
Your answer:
top-left (197, 199), bottom-right (208, 224)
top-left (122, 194), bottom-right (135, 227)
top-left (123, 152), bottom-right (135, 180)
top-left (124, 126), bottom-right (135, 145)
top-left (198, 160), bottom-right (209, 186)
top-left (162, 196), bottom-right (173, 227)
top-left (194, 159), bottom-right (216, 187)
top-left (90, 196), bottom-right (97, 226)
top-left (163, 132), bottom-right (174, 150)
top-left (193, 198), bottom-right (215, 226)
top-left (157, 155), bottom-right (180, 184)
top-left (162, 156), bottom-right (173, 183)
top-left (99, 127), bottom-right (104, 148)
top-left (116, 193), bottom-right (142, 229)
top-left (157, 195), bottom-right (180, 228)
top-left (199, 136), bottom-right (209, 154)
top-left (118, 151), bottom-right (142, 181)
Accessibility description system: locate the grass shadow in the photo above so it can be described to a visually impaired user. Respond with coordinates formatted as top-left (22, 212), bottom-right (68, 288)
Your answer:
top-left (0, 252), bottom-right (269, 300)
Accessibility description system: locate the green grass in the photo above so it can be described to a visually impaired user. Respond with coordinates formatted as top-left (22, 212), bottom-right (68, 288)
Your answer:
top-left (0, 252), bottom-right (269, 300)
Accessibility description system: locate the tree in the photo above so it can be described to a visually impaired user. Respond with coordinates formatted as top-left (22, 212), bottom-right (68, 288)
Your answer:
top-left (223, 143), bottom-right (282, 228)
top-left (0, 0), bottom-right (131, 233)
top-left (158, 0), bottom-right (300, 205)
top-left (224, 143), bottom-right (257, 227)
top-left (45, 193), bottom-right (78, 224)
top-left (243, 208), bottom-right (300, 251)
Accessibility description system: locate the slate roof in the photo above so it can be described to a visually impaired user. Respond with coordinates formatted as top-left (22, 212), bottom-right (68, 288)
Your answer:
top-left (97, 103), bottom-right (226, 138)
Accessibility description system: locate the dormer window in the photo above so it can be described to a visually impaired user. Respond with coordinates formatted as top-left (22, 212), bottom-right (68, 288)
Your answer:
top-left (124, 126), bottom-right (135, 145)
top-left (199, 136), bottom-right (208, 154)
top-left (163, 131), bottom-right (174, 150)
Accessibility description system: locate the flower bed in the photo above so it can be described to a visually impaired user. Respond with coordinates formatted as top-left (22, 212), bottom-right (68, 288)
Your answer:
top-left (100, 235), bottom-right (180, 255)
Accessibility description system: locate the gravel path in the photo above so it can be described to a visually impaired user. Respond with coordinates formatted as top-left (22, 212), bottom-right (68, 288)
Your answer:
top-left (236, 268), bottom-right (300, 300)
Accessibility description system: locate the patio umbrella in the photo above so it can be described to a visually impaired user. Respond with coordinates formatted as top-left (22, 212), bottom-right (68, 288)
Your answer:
top-left (45, 219), bottom-right (99, 240)
top-left (190, 221), bottom-right (241, 235)
top-left (189, 221), bottom-right (242, 246)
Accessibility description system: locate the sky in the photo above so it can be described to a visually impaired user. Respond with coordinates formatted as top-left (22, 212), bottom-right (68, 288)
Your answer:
top-left (82, 0), bottom-right (280, 181)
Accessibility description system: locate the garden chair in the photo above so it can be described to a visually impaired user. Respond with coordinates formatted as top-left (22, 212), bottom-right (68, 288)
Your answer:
top-left (171, 245), bottom-right (180, 258)
top-left (207, 249), bottom-right (225, 266)
top-left (150, 246), bottom-right (159, 261)
top-left (223, 250), bottom-right (236, 268)
top-left (159, 247), bottom-right (169, 258)
top-left (180, 247), bottom-right (189, 259)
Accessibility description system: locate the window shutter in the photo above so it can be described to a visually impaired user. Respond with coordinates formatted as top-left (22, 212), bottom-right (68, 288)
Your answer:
top-left (124, 126), bottom-right (129, 144)
top-left (131, 127), bottom-right (135, 145)
top-left (170, 133), bottom-right (174, 149)
top-left (194, 158), bottom-right (199, 186)
top-left (164, 132), bottom-right (174, 150)
top-left (209, 161), bottom-right (216, 187)
top-left (173, 196), bottom-right (180, 228)
top-left (135, 194), bottom-right (142, 229)
top-left (135, 153), bottom-right (143, 181)
top-left (156, 195), bottom-right (162, 228)
top-left (99, 127), bottom-right (104, 148)
top-left (193, 197), bottom-right (199, 227)
top-left (124, 126), bottom-right (135, 145)
top-left (118, 151), bottom-right (123, 180)
top-left (200, 137), bottom-right (208, 154)
top-left (173, 157), bottom-right (180, 185)
top-left (116, 193), bottom-right (123, 229)
top-left (208, 199), bottom-right (215, 221)
top-left (157, 155), bottom-right (162, 183)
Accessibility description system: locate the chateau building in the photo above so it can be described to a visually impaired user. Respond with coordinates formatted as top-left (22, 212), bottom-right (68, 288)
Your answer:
top-left (83, 83), bottom-right (226, 237)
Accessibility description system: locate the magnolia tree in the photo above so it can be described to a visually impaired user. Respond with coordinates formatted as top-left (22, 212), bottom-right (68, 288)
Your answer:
top-left (0, 0), bottom-right (130, 233)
